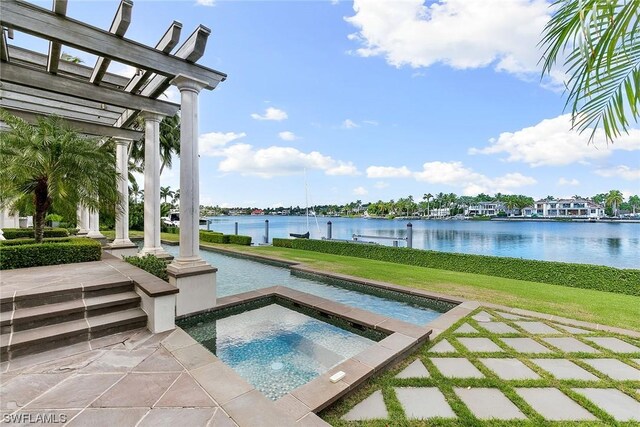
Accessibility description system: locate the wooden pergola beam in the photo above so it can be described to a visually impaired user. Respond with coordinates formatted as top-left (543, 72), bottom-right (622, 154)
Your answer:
top-left (0, 29), bottom-right (8, 62)
top-left (5, 108), bottom-right (143, 140)
top-left (1, 62), bottom-right (180, 116)
top-left (9, 45), bottom-right (130, 88)
top-left (125, 21), bottom-right (182, 94)
top-left (114, 25), bottom-right (210, 128)
top-left (1, 0), bottom-right (226, 89)
top-left (46, 0), bottom-right (68, 74)
top-left (90, 0), bottom-right (132, 85)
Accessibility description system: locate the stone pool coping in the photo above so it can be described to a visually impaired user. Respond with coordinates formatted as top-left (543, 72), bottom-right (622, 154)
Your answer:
top-left (190, 243), bottom-right (640, 340)
top-left (175, 285), bottom-right (452, 421)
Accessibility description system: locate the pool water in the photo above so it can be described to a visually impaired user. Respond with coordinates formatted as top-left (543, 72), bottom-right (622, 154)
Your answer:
top-left (180, 304), bottom-right (375, 400)
top-left (162, 244), bottom-right (452, 325)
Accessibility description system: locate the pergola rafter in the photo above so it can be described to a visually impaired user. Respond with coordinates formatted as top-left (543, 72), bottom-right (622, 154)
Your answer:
top-left (0, 0), bottom-right (225, 315)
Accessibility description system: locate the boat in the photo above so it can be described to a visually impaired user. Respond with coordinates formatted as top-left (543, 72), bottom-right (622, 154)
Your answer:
top-left (289, 231), bottom-right (310, 239)
top-left (161, 210), bottom-right (209, 227)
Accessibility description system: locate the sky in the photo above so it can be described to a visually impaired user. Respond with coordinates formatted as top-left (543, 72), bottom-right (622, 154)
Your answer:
top-left (14, 0), bottom-right (640, 208)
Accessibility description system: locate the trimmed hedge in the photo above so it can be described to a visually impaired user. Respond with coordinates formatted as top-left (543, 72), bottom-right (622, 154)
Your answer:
top-left (272, 238), bottom-right (640, 296)
top-left (2, 228), bottom-right (69, 240)
top-left (123, 254), bottom-right (168, 281)
top-left (199, 230), bottom-right (251, 246)
top-left (0, 238), bottom-right (101, 270)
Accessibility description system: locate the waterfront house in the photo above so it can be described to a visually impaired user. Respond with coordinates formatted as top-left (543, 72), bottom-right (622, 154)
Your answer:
top-left (465, 202), bottom-right (506, 217)
top-left (523, 198), bottom-right (605, 218)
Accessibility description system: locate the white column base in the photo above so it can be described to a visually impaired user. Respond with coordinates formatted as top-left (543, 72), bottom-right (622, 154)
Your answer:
top-left (105, 242), bottom-right (139, 259)
top-left (139, 246), bottom-right (174, 261)
top-left (87, 230), bottom-right (105, 239)
top-left (136, 291), bottom-right (176, 333)
top-left (167, 263), bottom-right (217, 317)
top-left (77, 229), bottom-right (89, 236)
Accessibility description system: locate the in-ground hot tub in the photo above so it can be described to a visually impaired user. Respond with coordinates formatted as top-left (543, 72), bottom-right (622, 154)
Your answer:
top-left (178, 301), bottom-right (385, 400)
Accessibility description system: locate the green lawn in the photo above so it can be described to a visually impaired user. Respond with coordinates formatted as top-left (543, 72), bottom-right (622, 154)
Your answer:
top-left (100, 231), bottom-right (639, 331)
top-left (203, 244), bottom-right (640, 332)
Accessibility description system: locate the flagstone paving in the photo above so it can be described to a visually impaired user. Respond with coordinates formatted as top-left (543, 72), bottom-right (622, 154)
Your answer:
top-left (327, 307), bottom-right (640, 425)
top-left (341, 391), bottom-right (387, 421)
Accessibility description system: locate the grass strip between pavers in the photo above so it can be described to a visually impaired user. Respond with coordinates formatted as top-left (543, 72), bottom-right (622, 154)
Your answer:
top-left (321, 308), bottom-right (640, 426)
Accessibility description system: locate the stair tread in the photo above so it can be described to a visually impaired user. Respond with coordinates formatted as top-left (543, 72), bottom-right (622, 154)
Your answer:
top-left (6, 308), bottom-right (147, 349)
top-left (9, 292), bottom-right (140, 325)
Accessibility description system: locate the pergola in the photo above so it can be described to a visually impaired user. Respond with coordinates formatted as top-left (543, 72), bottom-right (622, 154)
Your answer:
top-left (0, 0), bottom-right (226, 315)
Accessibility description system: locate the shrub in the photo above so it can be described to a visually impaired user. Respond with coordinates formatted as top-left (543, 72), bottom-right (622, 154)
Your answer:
top-left (199, 230), bottom-right (251, 245)
top-left (123, 254), bottom-right (168, 281)
top-left (2, 228), bottom-right (69, 240)
top-left (272, 238), bottom-right (640, 296)
top-left (0, 237), bottom-right (101, 269)
top-left (228, 234), bottom-right (252, 246)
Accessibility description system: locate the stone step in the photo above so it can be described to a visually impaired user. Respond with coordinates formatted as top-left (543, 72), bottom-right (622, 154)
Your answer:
top-left (1, 308), bottom-right (147, 360)
top-left (3, 291), bottom-right (141, 332)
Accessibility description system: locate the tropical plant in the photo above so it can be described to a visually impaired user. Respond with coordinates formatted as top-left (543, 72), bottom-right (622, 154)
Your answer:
top-left (605, 189), bottom-right (624, 216)
top-left (129, 114), bottom-right (181, 176)
top-left (629, 195), bottom-right (640, 214)
top-left (0, 112), bottom-right (121, 243)
top-left (160, 186), bottom-right (175, 204)
top-left (541, 0), bottom-right (639, 142)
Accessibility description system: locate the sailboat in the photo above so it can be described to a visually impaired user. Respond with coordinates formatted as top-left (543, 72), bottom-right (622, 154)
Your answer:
top-left (289, 169), bottom-right (316, 239)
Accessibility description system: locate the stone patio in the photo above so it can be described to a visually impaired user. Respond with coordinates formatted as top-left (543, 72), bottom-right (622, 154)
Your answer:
top-left (338, 308), bottom-right (640, 424)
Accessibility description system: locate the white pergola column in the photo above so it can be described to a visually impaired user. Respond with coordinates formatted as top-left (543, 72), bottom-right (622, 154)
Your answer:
top-left (106, 137), bottom-right (138, 258)
top-left (139, 112), bottom-right (171, 259)
top-left (167, 74), bottom-right (217, 317)
top-left (0, 209), bottom-right (6, 240)
top-left (76, 206), bottom-right (88, 235)
top-left (86, 206), bottom-right (105, 240)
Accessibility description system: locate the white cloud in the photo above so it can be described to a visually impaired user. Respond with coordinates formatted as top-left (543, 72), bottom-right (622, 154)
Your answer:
top-left (215, 144), bottom-right (359, 178)
top-left (353, 186), bottom-right (368, 196)
top-left (470, 114), bottom-right (640, 167)
top-left (595, 165), bottom-right (640, 181)
top-left (199, 131), bottom-right (246, 156)
top-left (196, 0), bottom-right (214, 6)
top-left (557, 177), bottom-right (580, 186)
top-left (374, 181), bottom-right (390, 189)
top-left (363, 120), bottom-right (379, 126)
top-left (251, 107), bottom-right (288, 121)
top-left (162, 86), bottom-right (180, 104)
top-left (345, 0), bottom-right (561, 85)
top-left (278, 131), bottom-right (297, 141)
top-left (342, 119), bottom-right (360, 129)
top-left (366, 165), bottom-right (412, 178)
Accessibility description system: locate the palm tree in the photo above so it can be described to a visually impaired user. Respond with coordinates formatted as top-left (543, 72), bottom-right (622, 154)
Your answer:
top-left (160, 186), bottom-right (175, 204)
top-left (629, 195), bottom-right (640, 215)
top-left (541, 1), bottom-right (639, 142)
top-left (605, 190), bottom-right (624, 217)
top-left (0, 112), bottom-right (120, 243)
top-left (423, 193), bottom-right (433, 218)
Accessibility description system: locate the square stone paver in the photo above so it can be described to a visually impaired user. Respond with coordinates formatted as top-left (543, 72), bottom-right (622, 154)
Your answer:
top-left (553, 324), bottom-right (592, 335)
top-left (80, 348), bottom-right (154, 373)
top-left (454, 323), bottom-right (478, 334)
top-left (472, 311), bottom-right (494, 322)
top-left (154, 373), bottom-right (216, 407)
top-left (515, 388), bottom-right (596, 421)
top-left (430, 358), bottom-right (484, 379)
top-left (581, 359), bottom-right (640, 380)
top-left (584, 337), bottom-right (640, 353)
top-left (67, 408), bottom-right (149, 426)
top-left (479, 358), bottom-right (540, 380)
top-left (496, 312), bottom-right (527, 320)
top-left (542, 337), bottom-right (600, 354)
top-left (530, 359), bottom-right (599, 381)
top-left (454, 388), bottom-right (526, 420)
top-left (457, 338), bottom-right (504, 353)
top-left (500, 338), bottom-right (553, 354)
top-left (573, 388), bottom-right (640, 422)
top-left (428, 339), bottom-right (456, 353)
top-left (0, 373), bottom-right (70, 410)
top-left (395, 359), bottom-right (430, 379)
top-left (342, 390), bottom-right (388, 421)
top-left (513, 321), bottom-right (561, 335)
top-left (478, 322), bottom-right (519, 334)
top-left (394, 387), bottom-right (456, 419)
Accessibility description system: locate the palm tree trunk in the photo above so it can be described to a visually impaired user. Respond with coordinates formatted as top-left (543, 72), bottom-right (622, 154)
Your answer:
top-left (34, 182), bottom-right (50, 243)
